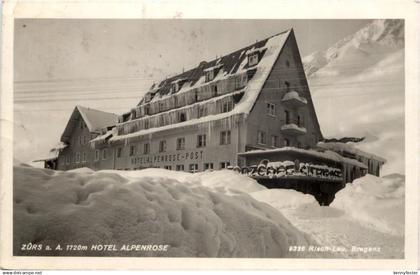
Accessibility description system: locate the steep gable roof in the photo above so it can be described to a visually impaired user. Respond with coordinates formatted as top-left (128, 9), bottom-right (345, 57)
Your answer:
top-left (109, 30), bottom-right (292, 141)
top-left (60, 105), bottom-right (118, 143)
top-left (138, 29), bottom-right (291, 107)
top-left (76, 105), bottom-right (118, 132)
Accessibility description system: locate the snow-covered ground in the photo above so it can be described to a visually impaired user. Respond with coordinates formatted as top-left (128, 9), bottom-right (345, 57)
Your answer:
top-left (13, 166), bottom-right (314, 257)
top-left (251, 174), bottom-right (404, 259)
top-left (14, 164), bottom-right (404, 258)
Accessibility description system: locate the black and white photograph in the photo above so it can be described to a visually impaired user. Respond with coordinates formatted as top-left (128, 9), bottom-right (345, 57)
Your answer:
top-left (0, 0), bottom-right (420, 275)
top-left (1, 0), bottom-right (419, 271)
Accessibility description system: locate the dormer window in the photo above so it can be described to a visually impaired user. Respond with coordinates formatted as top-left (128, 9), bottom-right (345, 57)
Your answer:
top-left (170, 82), bottom-right (179, 93)
top-left (248, 53), bottom-right (259, 67)
top-left (205, 69), bottom-right (214, 82)
top-left (144, 93), bottom-right (152, 103)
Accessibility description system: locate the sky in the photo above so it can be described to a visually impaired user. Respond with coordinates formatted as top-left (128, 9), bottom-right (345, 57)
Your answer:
top-left (14, 19), bottom-right (373, 165)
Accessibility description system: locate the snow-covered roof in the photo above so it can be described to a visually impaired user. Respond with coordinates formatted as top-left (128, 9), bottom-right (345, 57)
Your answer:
top-left (317, 142), bottom-right (386, 163)
top-left (33, 142), bottom-right (68, 162)
top-left (238, 146), bottom-right (368, 169)
top-left (76, 105), bottom-right (118, 133)
top-left (61, 105), bottom-right (118, 143)
top-left (104, 30), bottom-right (292, 142)
top-left (138, 31), bottom-right (290, 104)
top-left (239, 146), bottom-right (342, 162)
top-left (90, 127), bottom-right (117, 143)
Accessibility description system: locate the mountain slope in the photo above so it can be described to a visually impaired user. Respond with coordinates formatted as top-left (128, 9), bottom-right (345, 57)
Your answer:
top-left (303, 19), bottom-right (404, 175)
top-left (303, 19), bottom-right (404, 77)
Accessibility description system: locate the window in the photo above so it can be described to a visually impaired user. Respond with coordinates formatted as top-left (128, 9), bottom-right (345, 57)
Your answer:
top-left (159, 102), bottom-right (165, 112)
top-left (144, 119), bottom-right (149, 129)
top-left (176, 137), bottom-right (185, 150)
top-left (286, 60), bottom-right (290, 68)
top-left (159, 116), bottom-right (165, 126)
top-left (144, 143), bottom-right (150, 154)
top-left (194, 90), bottom-right (198, 102)
top-left (222, 100), bottom-right (233, 113)
top-left (257, 131), bottom-right (266, 144)
top-left (198, 105), bottom-right (207, 118)
top-left (197, 134), bottom-right (207, 148)
top-left (204, 163), bottom-right (214, 170)
top-left (176, 164), bottom-right (184, 171)
top-left (129, 145), bottom-right (137, 156)
top-left (285, 81), bottom-right (290, 91)
top-left (297, 115), bottom-right (304, 127)
top-left (220, 162), bottom-right (231, 169)
top-left (248, 53), bottom-right (259, 66)
top-left (75, 152), bottom-right (81, 163)
top-left (82, 152), bottom-right (87, 163)
top-left (102, 149), bottom-right (108, 160)
top-left (235, 73), bottom-right (248, 89)
top-left (170, 82), bottom-right (179, 93)
top-left (80, 121), bottom-right (84, 129)
top-left (116, 147), bottom-right (122, 158)
top-left (159, 140), bottom-right (167, 152)
top-left (66, 155), bottom-right (70, 165)
top-left (164, 165), bottom-right (172, 170)
top-left (266, 103), bottom-right (276, 116)
top-left (271, 135), bottom-right (279, 147)
top-left (205, 69), bottom-right (214, 82)
top-left (78, 136), bottom-right (82, 145)
top-left (94, 150), bottom-right (100, 161)
top-left (212, 85), bottom-right (218, 97)
top-left (83, 135), bottom-right (88, 145)
top-left (285, 110), bottom-right (290, 124)
top-left (284, 138), bottom-right (290, 146)
top-left (145, 105), bottom-right (150, 115)
top-left (179, 112), bottom-right (186, 122)
top-left (189, 163), bottom-right (199, 173)
top-left (220, 131), bottom-right (231, 145)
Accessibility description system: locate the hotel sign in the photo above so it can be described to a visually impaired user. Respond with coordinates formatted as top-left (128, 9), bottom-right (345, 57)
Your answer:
top-left (235, 161), bottom-right (343, 181)
top-left (130, 150), bottom-right (204, 166)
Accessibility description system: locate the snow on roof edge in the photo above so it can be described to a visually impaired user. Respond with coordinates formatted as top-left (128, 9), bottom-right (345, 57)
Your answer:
top-left (317, 141), bottom-right (386, 163)
top-left (238, 146), bottom-right (368, 168)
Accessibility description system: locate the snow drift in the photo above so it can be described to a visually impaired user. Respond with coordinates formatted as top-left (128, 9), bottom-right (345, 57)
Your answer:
top-left (249, 174), bottom-right (405, 258)
top-left (331, 174), bottom-right (405, 236)
top-left (13, 166), bottom-right (313, 257)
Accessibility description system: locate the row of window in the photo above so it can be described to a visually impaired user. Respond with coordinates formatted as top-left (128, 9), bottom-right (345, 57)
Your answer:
top-left (257, 131), bottom-right (295, 147)
top-left (75, 135), bottom-right (89, 146)
top-left (265, 102), bottom-right (305, 126)
top-left (64, 131), bottom-right (232, 165)
top-left (164, 161), bottom-right (230, 172)
top-left (122, 131), bottom-right (231, 157)
top-left (65, 152), bottom-right (88, 165)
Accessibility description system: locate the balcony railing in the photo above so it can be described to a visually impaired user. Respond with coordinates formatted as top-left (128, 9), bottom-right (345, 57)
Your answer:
top-left (280, 122), bottom-right (307, 136)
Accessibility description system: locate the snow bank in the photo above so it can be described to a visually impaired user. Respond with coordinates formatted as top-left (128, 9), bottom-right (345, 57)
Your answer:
top-left (13, 158), bottom-right (32, 167)
top-left (195, 169), bottom-right (266, 195)
top-left (13, 166), bottom-right (312, 257)
top-left (251, 189), bottom-right (318, 210)
top-left (331, 174), bottom-right (405, 236)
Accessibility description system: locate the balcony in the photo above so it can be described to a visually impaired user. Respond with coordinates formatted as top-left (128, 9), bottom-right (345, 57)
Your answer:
top-left (280, 123), bottom-right (307, 136)
top-left (282, 91), bottom-right (307, 108)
